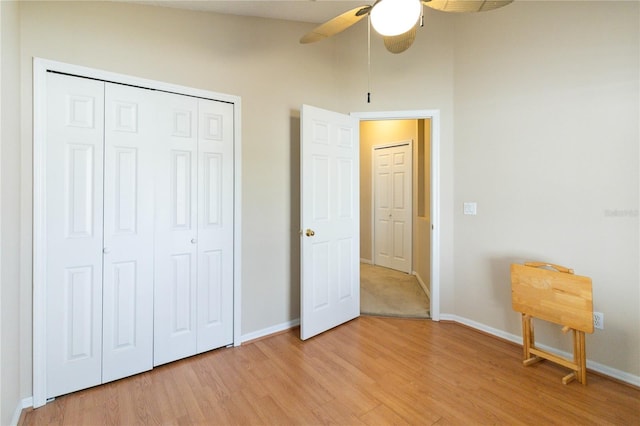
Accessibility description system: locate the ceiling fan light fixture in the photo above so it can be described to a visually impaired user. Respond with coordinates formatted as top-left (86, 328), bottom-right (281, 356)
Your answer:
top-left (370, 0), bottom-right (422, 37)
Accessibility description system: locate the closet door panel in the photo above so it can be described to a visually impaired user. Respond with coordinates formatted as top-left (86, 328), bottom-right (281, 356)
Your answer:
top-left (197, 99), bottom-right (234, 353)
top-left (374, 150), bottom-right (392, 269)
top-left (102, 83), bottom-right (155, 382)
top-left (154, 92), bottom-right (199, 366)
top-left (46, 73), bottom-right (104, 398)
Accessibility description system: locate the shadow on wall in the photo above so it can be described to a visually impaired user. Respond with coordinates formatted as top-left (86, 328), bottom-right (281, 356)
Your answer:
top-left (290, 112), bottom-right (301, 319)
top-left (490, 256), bottom-right (525, 335)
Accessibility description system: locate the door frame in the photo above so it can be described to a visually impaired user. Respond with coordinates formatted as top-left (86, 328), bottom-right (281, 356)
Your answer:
top-left (351, 110), bottom-right (441, 322)
top-left (32, 58), bottom-right (243, 408)
top-left (371, 140), bottom-right (413, 273)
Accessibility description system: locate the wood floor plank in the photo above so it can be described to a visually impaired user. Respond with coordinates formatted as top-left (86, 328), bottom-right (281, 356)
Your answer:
top-left (20, 316), bottom-right (640, 425)
top-left (360, 403), bottom-right (416, 426)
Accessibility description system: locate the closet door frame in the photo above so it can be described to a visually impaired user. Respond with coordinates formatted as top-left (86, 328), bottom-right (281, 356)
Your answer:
top-left (32, 58), bottom-right (243, 408)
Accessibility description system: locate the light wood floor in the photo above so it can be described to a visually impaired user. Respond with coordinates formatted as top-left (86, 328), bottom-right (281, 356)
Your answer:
top-left (21, 316), bottom-right (639, 425)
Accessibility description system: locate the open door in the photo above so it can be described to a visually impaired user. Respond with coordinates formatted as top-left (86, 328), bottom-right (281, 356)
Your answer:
top-left (300, 105), bottom-right (360, 340)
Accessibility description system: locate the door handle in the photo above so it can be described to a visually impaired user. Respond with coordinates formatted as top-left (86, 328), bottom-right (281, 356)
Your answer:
top-left (191, 238), bottom-right (197, 244)
top-left (305, 229), bottom-right (315, 237)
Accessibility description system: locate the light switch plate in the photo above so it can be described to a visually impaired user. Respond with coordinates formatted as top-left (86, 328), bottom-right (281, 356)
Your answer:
top-left (463, 202), bottom-right (477, 215)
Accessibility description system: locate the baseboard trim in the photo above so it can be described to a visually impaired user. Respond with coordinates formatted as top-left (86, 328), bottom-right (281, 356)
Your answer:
top-left (240, 318), bottom-right (300, 344)
top-left (10, 397), bottom-right (33, 426)
top-left (413, 271), bottom-right (430, 299)
top-left (440, 313), bottom-right (640, 387)
top-left (360, 258), bottom-right (373, 264)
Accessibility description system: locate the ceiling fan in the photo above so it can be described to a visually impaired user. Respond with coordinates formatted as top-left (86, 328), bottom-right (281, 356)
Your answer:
top-left (300, 0), bottom-right (513, 54)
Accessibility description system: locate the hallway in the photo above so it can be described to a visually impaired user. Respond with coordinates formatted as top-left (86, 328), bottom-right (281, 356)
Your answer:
top-left (360, 263), bottom-right (430, 318)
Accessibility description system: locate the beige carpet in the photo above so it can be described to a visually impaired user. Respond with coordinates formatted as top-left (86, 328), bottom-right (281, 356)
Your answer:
top-left (360, 263), bottom-right (430, 318)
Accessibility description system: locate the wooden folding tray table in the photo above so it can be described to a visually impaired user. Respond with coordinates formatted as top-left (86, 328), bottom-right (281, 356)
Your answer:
top-left (511, 262), bottom-right (594, 384)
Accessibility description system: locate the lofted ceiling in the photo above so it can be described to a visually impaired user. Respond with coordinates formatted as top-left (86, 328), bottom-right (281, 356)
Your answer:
top-left (126, 0), bottom-right (368, 24)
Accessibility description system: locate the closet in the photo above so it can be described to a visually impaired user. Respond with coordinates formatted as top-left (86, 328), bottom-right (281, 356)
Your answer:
top-left (43, 71), bottom-right (234, 399)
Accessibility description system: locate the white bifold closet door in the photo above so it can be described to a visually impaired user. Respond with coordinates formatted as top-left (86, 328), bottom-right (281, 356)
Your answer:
top-left (45, 73), bottom-right (155, 398)
top-left (101, 82), bottom-right (155, 383)
top-left (44, 71), bottom-right (234, 398)
top-left (46, 73), bottom-right (105, 398)
top-left (153, 93), bottom-right (234, 366)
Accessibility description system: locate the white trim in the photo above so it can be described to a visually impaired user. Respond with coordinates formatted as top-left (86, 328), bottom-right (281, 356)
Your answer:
top-left (441, 314), bottom-right (640, 387)
top-left (32, 58), bottom-right (48, 409)
top-left (414, 271), bottom-right (431, 300)
top-left (0, 5), bottom-right (3, 422)
top-left (372, 140), bottom-right (411, 150)
top-left (360, 258), bottom-right (373, 264)
top-left (430, 111), bottom-right (441, 321)
top-left (0, 4), bottom-right (2, 419)
top-left (352, 110), bottom-right (441, 321)
top-left (32, 58), bottom-right (243, 406)
top-left (35, 59), bottom-right (240, 104)
top-left (240, 318), bottom-right (301, 344)
top-left (233, 98), bottom-right (242, 348)
top-left (10, 397), bottom-right (33, 426)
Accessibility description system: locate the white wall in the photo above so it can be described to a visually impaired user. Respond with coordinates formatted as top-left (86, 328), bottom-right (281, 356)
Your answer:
top-left (7, 0), bottom-right (639, 407)
top-left (1, 1), bottom-right (22, 424)
top-left (452, 1), bottom-right (639, 377)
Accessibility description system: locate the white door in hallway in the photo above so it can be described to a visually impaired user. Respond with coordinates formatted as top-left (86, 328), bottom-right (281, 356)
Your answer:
top-left (300, 104), bottom-right (360, 340)
top-left (373, 142), bottom-right (412, 273)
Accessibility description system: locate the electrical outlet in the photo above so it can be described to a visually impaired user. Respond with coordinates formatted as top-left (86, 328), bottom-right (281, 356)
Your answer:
top-left (593, 312), bottom-right (604, 330)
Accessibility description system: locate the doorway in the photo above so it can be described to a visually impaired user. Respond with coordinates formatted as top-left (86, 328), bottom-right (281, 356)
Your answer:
top-left (353, 111), bottom-right (440, 321)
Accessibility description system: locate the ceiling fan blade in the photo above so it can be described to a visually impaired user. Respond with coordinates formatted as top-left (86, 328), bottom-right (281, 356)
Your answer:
top-left (356, 5), bottom-right (374, 16)
top-left (300, 6), bottom-right (372, 44)
top-left (383, 25), bottom-right (417, 54)
top-left (422, 0), bottom-right (513, 13)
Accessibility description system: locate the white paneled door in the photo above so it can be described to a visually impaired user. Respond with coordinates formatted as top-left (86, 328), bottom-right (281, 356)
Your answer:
top-left (102, 83), bottom-right (155, 383)
top-left (153, 93), bottom-right (199, 366)
top-left (46, 72), bottom-right (105, 398)
top-left (373, 143), bottom-right (412, 273)
top-left (154, 94), bottom-right (234, 366)
top-left (196, 99), bottom-right (234, 353)
top-left (300, 104), bottom-right (360, 340)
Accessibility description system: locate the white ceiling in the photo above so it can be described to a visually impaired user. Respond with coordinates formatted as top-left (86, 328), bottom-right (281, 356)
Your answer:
top-left (129, 0), bottom-right (368, 24)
